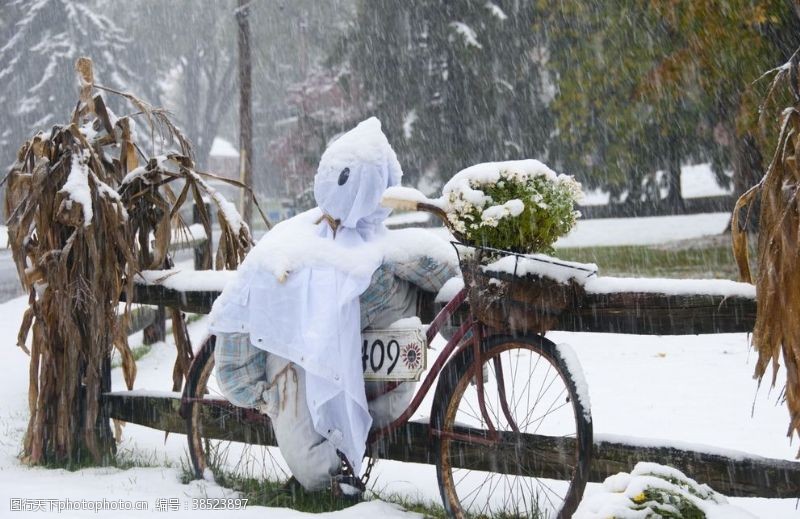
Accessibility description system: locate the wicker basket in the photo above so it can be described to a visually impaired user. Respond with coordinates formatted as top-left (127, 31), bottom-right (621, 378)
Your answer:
top-left (456, 244), bottom-right (590, 334)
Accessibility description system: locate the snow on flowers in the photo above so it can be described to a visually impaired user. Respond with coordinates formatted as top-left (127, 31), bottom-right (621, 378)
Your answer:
top-left (441, 159), bottom-right (583, 254)
top-left (574, 462), bottom-right (756, 519)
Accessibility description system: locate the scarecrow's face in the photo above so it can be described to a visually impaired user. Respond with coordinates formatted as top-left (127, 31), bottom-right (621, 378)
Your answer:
top-left (313, 117), bottom-right (401, 230)
top-left (314, 156), bottom-right (387, 228)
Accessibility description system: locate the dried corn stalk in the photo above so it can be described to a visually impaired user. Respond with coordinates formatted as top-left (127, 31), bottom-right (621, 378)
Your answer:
top-left (3, 58), bottom-right (260, 466)
top-left (732, 50), bottom-right (800, 455)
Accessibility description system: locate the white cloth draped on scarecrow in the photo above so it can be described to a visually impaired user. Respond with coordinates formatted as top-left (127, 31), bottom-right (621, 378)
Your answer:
top-left (208, 117), bottom-right (403, 473)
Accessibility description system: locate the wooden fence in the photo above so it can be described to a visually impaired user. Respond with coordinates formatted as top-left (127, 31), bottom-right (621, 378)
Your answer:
top-left (108, 270), bottom-right (800, 499)
top-left (126, 203), bottom-right (211, 343)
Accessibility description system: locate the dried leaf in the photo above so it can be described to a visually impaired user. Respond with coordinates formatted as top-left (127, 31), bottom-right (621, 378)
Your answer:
top-left (735, 57), bottom-right (800, 456)
top-left (5, 57), bottom-right (254, 466)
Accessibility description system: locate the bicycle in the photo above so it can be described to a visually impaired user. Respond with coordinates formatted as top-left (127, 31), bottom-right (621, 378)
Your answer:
top-left (181, 241), bottom-right (594, 518)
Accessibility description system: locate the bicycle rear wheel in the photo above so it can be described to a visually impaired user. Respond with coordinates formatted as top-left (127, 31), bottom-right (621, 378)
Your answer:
top-left (184, 336), bottom-right (288, 484)
top-left (431, 334), bottom-right (592, 518)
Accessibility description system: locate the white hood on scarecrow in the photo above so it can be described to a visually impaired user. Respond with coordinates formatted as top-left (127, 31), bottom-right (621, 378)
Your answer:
top-left (315, 117), bottom-right (402, 234)
top-left (208, 117), bottom-right (402, 473)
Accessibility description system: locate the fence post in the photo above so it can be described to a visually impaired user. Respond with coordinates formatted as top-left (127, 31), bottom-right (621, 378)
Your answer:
top-left (142, 306), bottom-right (166, 345)
top-left (193, 200), bottom-right (213, 270)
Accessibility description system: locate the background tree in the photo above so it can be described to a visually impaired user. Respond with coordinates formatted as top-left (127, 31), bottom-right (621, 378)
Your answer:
top-left (646, 0), bottom-right (800, 198)
top-left (542, 3), bottom-right (703, 211)
top-left (279, 0), bottom-right (554, 198)
top-left (541, 0), bottom-right (800, 211)
top-left (0, 0), bottom-right (135, 168)
top-left (351, 0), bottom-right (554, 191)
top-left (114, 0), bottom-right (238, 170)
top-left (249, 0), bottom-right (355, 198)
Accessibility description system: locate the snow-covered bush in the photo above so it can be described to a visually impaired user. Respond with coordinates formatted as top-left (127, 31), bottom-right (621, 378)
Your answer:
top-left (574, 462), bottom-right (755, 519)
top-left (442, 160), bottom-right (582, 254)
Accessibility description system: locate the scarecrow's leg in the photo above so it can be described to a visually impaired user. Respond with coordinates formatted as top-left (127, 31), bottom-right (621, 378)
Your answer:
top-left (265, 354), bottom-right (342, 491)
top-left (365, 381), bottom-right (415, 429)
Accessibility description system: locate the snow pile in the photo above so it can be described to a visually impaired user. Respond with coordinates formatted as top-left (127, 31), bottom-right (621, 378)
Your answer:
top-left (134, 269), bottom-right (237, 292)
top-left (480, 198), bottom-right (524, 225)
top-left (382, 185), bottom-right (441, 211)
top-left (556, 213), bottom-right (731, 248)
top-left (442, 159), bottom-right (563, 197)
top-left (584, 276), bottom-right (755, 299)
top-left (574, 462), bottom-right (756, 519)
top-left (384, 211), bottom-right (431, 228)
top-left (209, 137), bottom-right (239, 158)
top-left (435, 276), bottom-right (465, 303)
top-left (441, 160), bottom-right (582, 253)
top-left (60, 150), bottom-right (94, 226)
top-left (388, 316), bottom-right (423, 330)
top-left (380, 227), bottom-right (457, 269)
top-left (681, 164), bottom-right (732, 198)
top-left (436, 249), bottom-right (755, 305)
top-left (449, 22), bottom-right (482, 49)
top-left (594, 434), bottom-right (763, 462)
top-left (485, 2), bottom-right (508, 20)
top-left (238, 209), bottom-right (457, 283)
top-left (470, 247), bottom-right (754, 299)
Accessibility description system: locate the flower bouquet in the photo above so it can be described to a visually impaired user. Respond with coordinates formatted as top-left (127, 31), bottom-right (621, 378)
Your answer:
top-left (441, 159), bottom-right (583, 255)
top-left (382, 159), bottom-right (589, 333)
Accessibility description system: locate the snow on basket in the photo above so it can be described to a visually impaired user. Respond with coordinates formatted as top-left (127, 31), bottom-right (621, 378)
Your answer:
top-left (456, 243), bottom-right (595, 334)
top-left (442, 159), bottom-right (583, 254)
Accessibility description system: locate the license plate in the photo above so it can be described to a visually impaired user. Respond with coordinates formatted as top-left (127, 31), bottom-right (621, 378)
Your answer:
top-left (361, 328), bottom-right (427, 381)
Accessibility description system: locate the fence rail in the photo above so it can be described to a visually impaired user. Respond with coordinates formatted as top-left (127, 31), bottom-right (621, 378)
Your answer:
top-left (103, 391), bottom-right (800, 499)
top-left (123, 269), bottom-right (757, 336)
top-left (125, 204), bottom-right (211, 341)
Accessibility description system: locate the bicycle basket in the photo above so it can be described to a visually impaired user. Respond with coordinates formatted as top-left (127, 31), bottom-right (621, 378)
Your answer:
top-left (454, 243), bottom-right (595, 334)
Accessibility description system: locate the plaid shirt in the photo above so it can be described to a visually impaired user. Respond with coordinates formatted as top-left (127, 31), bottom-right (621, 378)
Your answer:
top-left (215, 332), bottom-right (269, 409)
top-left (360, 255), bottom-right (459, 329)
top-left (215, 255), bottom-right (459, 409)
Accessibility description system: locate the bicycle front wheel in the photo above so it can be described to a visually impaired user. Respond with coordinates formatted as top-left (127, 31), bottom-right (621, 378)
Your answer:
top-left (431, 334), bottom-right (592, 518)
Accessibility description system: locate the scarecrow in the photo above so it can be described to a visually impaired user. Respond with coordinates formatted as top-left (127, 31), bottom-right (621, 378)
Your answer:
top-left (208, 117), bottom-right (457, 495)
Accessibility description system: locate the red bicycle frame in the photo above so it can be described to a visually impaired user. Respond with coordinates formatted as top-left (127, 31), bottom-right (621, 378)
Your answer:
top-left (182, 285), bottom-right (513, 450)
top-left (368, 286), bottom-right (511, 446)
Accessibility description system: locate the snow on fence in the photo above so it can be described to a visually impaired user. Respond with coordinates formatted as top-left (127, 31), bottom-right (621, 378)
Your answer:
top-left (124, 269), bottom-right (758, 336)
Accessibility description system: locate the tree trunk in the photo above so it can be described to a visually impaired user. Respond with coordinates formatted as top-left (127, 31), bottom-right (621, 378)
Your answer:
top-left (732, 131), bottom-right (764, 232)
top-left (732, 132), bottom-right (764, 197)
top-left (665, 147), bottom-right (684, 214)
top-left (237, 0), bottom-right (253, 228)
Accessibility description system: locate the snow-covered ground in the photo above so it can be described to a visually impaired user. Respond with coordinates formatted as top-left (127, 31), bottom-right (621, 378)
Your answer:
top-left (0, 215), bottom-right (797, 518)
top-left (555, 212), bottom-right (731, 248)
top-left (581, 162), bottom-right (732, 206)
top-left (1, 303), bottom-right (795, 517)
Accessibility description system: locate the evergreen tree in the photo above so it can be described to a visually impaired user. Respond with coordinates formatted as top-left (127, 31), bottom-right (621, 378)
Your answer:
top-left (540, 0), bottom-right (800, 209)
top-left (326, 0), bottom-right (553, 192)
top-left (0, 0), bottom-right (134, 167)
